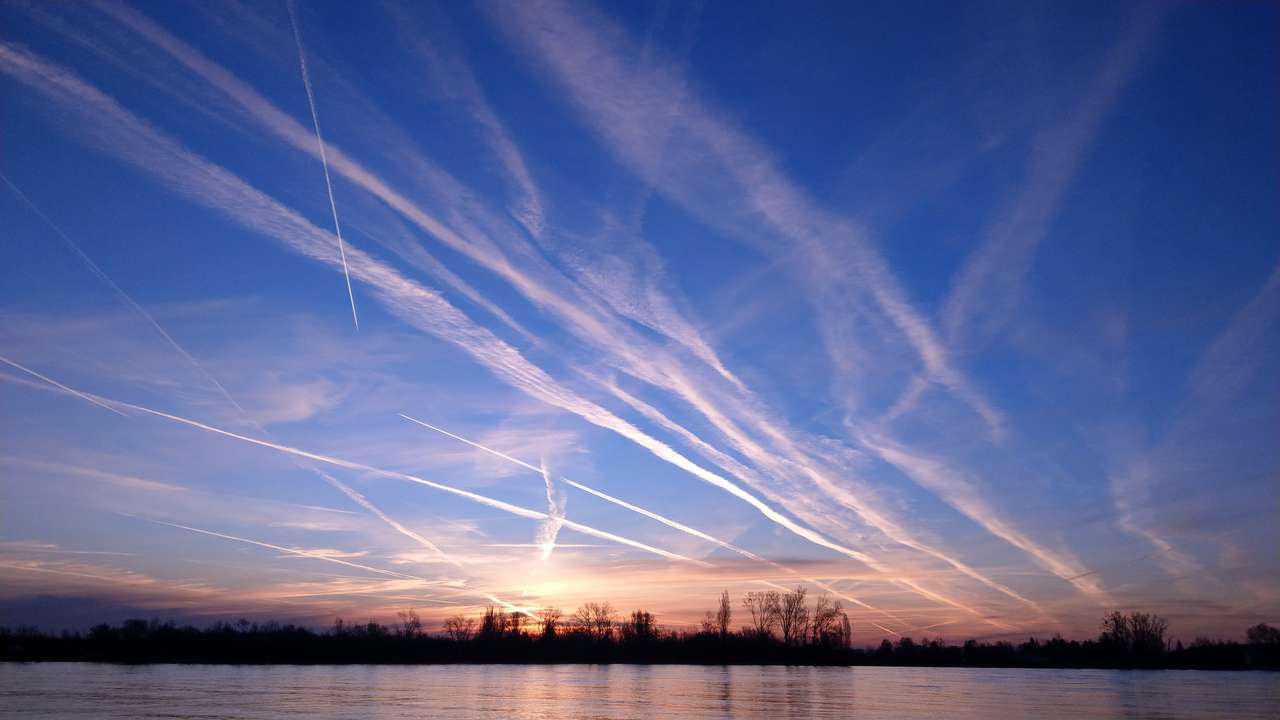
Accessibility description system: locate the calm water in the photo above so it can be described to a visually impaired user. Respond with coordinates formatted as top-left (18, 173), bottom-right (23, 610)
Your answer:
top-left (1, 663), bottom-right (1276, 719)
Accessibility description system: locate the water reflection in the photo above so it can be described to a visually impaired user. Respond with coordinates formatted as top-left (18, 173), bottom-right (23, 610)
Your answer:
top-left (0, 663), bottom-right (1276, 719)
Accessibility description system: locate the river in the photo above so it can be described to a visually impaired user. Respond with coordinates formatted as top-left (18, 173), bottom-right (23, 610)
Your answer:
top-left (1, 663), bottom-right (1276, 718)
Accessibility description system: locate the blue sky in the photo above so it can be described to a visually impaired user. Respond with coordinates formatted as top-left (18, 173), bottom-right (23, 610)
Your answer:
top-left (1, 0), bottom-right (1276, 641)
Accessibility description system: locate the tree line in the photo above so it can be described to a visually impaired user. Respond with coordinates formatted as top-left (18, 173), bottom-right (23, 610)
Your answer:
top-left (2, 589), bottom-right (1277, 669)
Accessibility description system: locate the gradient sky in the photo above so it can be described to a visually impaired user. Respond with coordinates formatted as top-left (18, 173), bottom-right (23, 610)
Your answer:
top-left (1, 0), bottom-right (1276, 642)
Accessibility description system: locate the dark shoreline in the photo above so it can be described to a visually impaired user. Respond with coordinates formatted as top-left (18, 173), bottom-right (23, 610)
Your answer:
top-left (4, 619), bottom-right (1277, 671)
top-left (3, 660), bottom-right (1277, 671)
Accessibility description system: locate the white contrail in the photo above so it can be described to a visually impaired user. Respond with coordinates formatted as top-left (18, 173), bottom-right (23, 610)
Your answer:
top-left (869, 622), bottom-right (901, 637)
top-left (400, 416), bottom-right (912, 626)
top-left (0, 357), bottom-right (702, 567)
top-left (534, 457), bottom-right (566, 562)
top-left (563, 478), bottom-right (765, 562)
top-left (0, 172), bottom-right (456, 566)
top-left (144, 517), bottom-right (439, 582)
top-left (313, 469), bottom-right (461, 567)
top-left (0, 356), bottom-right (125, 416)
top-left (756, 579), bottom-right (906, 628)
top-left (0, 42), bottom-right (1005, 618)
top-left (567, 478), bottom-right (906, 625)
top-left (401, 415), bottom-right (542, 472)
top-left (143, 517), bottom-right (541, 617)
top-left (286, 0), bottom-right (358, 330)
top-left (860, 432), bottom-right (1105, 601)
top-left (1, 170), bottom-right (249, 418)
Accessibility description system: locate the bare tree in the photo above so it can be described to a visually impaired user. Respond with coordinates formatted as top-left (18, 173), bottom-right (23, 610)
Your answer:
top-left (621, 610), bottom-right (656, 641)
top-left (1247, 623), bottom-right (1280, 646)
top-left (1101, 611), bottom-right (1133, 650)
top-left (508, 611), bottom-right (526, 637)
top-left (778, 586), bottom-right (809, 646)
top-left (396, 608), bottom-right (423, 638)
top-left (809, 594), bottom-right (843, 646)
top-left (443, 614), bottom-right (475, 642)
top-left (742, 591), bottom-right (781, 638)
top-left (480, 606), bottom-right (510, 637)
top-left (574, 602), bottom-right (617, 640)
top-left (1130, 612), bottom-right (1168, 656)
top-left (715, 590), bottom-right (732, 638)
top-left (700, 611), bottom-right (717, 635)
top-left (1101, 611), bottom-right (1168, 656)
top-left (539, 607), bottom-right (562, 639)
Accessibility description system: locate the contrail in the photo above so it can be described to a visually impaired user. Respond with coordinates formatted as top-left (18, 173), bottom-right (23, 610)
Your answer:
top-left (1, 171), bottom-right (249, 418)
top-left (401, 415), bottom-right (909, 626)
top-left (0, 173), bottom-right (456, 566)
top-left (402, 415), bottom-right (542, 472)
top-left (144, 517), bottom-right (441, 583)
top-left (0, 356), bottom-right (125, 416)
top-left (0, 42), bottom-right (1008, 619)
top-left (894, 577), bottom-right (1014, 630)
top-left (142, 517), bottom-right (540, 617)
top-left (286, 0), bottom-right (358, 329)
top-left (0, 357), bottom-right (702, 567)
top-left (869, 622), bottom-right (901, 637)
top-left (563, 478), bottom-right (766, 563)
top-left (535, 457), bottom-right (566, 562)
top-left (399, 415), bottom-right (758, 557)
top-left (756, 578), bottom-right (906, 628)
top-left (313, 468), bottom-right (461, 567)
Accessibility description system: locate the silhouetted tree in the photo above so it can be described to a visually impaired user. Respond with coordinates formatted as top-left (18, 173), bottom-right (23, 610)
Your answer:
top-left (1100, 607), bottom-right (1172, 653)
top-left (810, 594), bottom-right (848, 647)
top-left (742, 590), bottom-right (781, 638)
top-left (508, 611), bottom-right (527, 637)
top-left (1129, 612), bottom-right (1167, 657)
top-left (778, 586), bottom-right (809, 646)
top-left (715, 590), bottom-right (732, 638)
top-left (480, 606), bottom-right (510, 638)
top-left (1100, 610), bottom-right (1167, 661)
top-left (1247, 623), bottom-right (1280, 646)
top-left (6, 601), bottom-right (1273, 669)
top-left (443, 614), bottom-right (475, 642)
top-left (1100, 611), bottom-right (1133, 651)
top-left (573, 602), bottom-right (616, 640)
top-left (621, 610), bottom-right (656, 642)
top-left (539, 607), bottom-right (562, 640)
top-left (396, 608), bottom-right (423, 638)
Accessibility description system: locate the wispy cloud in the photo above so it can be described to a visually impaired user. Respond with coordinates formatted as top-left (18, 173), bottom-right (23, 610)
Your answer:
top-left (1109, 261), bottom-right (1280, 577)
top-left (12, 8), bottom-right (1046, 620)
top-left (941, 3), bottom-right (1167, 351)
top-left (534, 458), bottom-right (567, 562)
top-left (859, 433), bottom-right (1105, 602)
top-left (481, 0), bottom-right (1002, 434)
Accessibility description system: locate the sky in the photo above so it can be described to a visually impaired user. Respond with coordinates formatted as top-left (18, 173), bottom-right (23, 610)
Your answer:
top-left (0, 0), bottom-right (1276, 642)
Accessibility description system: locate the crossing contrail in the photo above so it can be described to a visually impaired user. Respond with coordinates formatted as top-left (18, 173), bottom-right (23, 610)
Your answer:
top-left (313, 468), bottom-right (462, 567)
top-left (1, 171), bottom-right (250, 418)
top-left (535, 457), bottom-right (566, 561)
top-left (0, 38), bottom-right (1029, 624)
top-left (144, 517), bottom-right (442, 582)
top-left (399, 415), bottom-right (912, 626)
top-left (0, 357), bottom-right (702, 567)
top-left (0, 173), bottom-right (456, 566)
top-left (142, 517), bottom-right (541, 617)
top-left (286, 0), bottom-right (358, 329)
top-left (0, 356), bottom-right (125, 416)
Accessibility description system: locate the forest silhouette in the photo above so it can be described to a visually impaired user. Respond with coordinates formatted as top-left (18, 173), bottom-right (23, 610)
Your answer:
top-left (3, 588), bottom-right (1277, 669)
